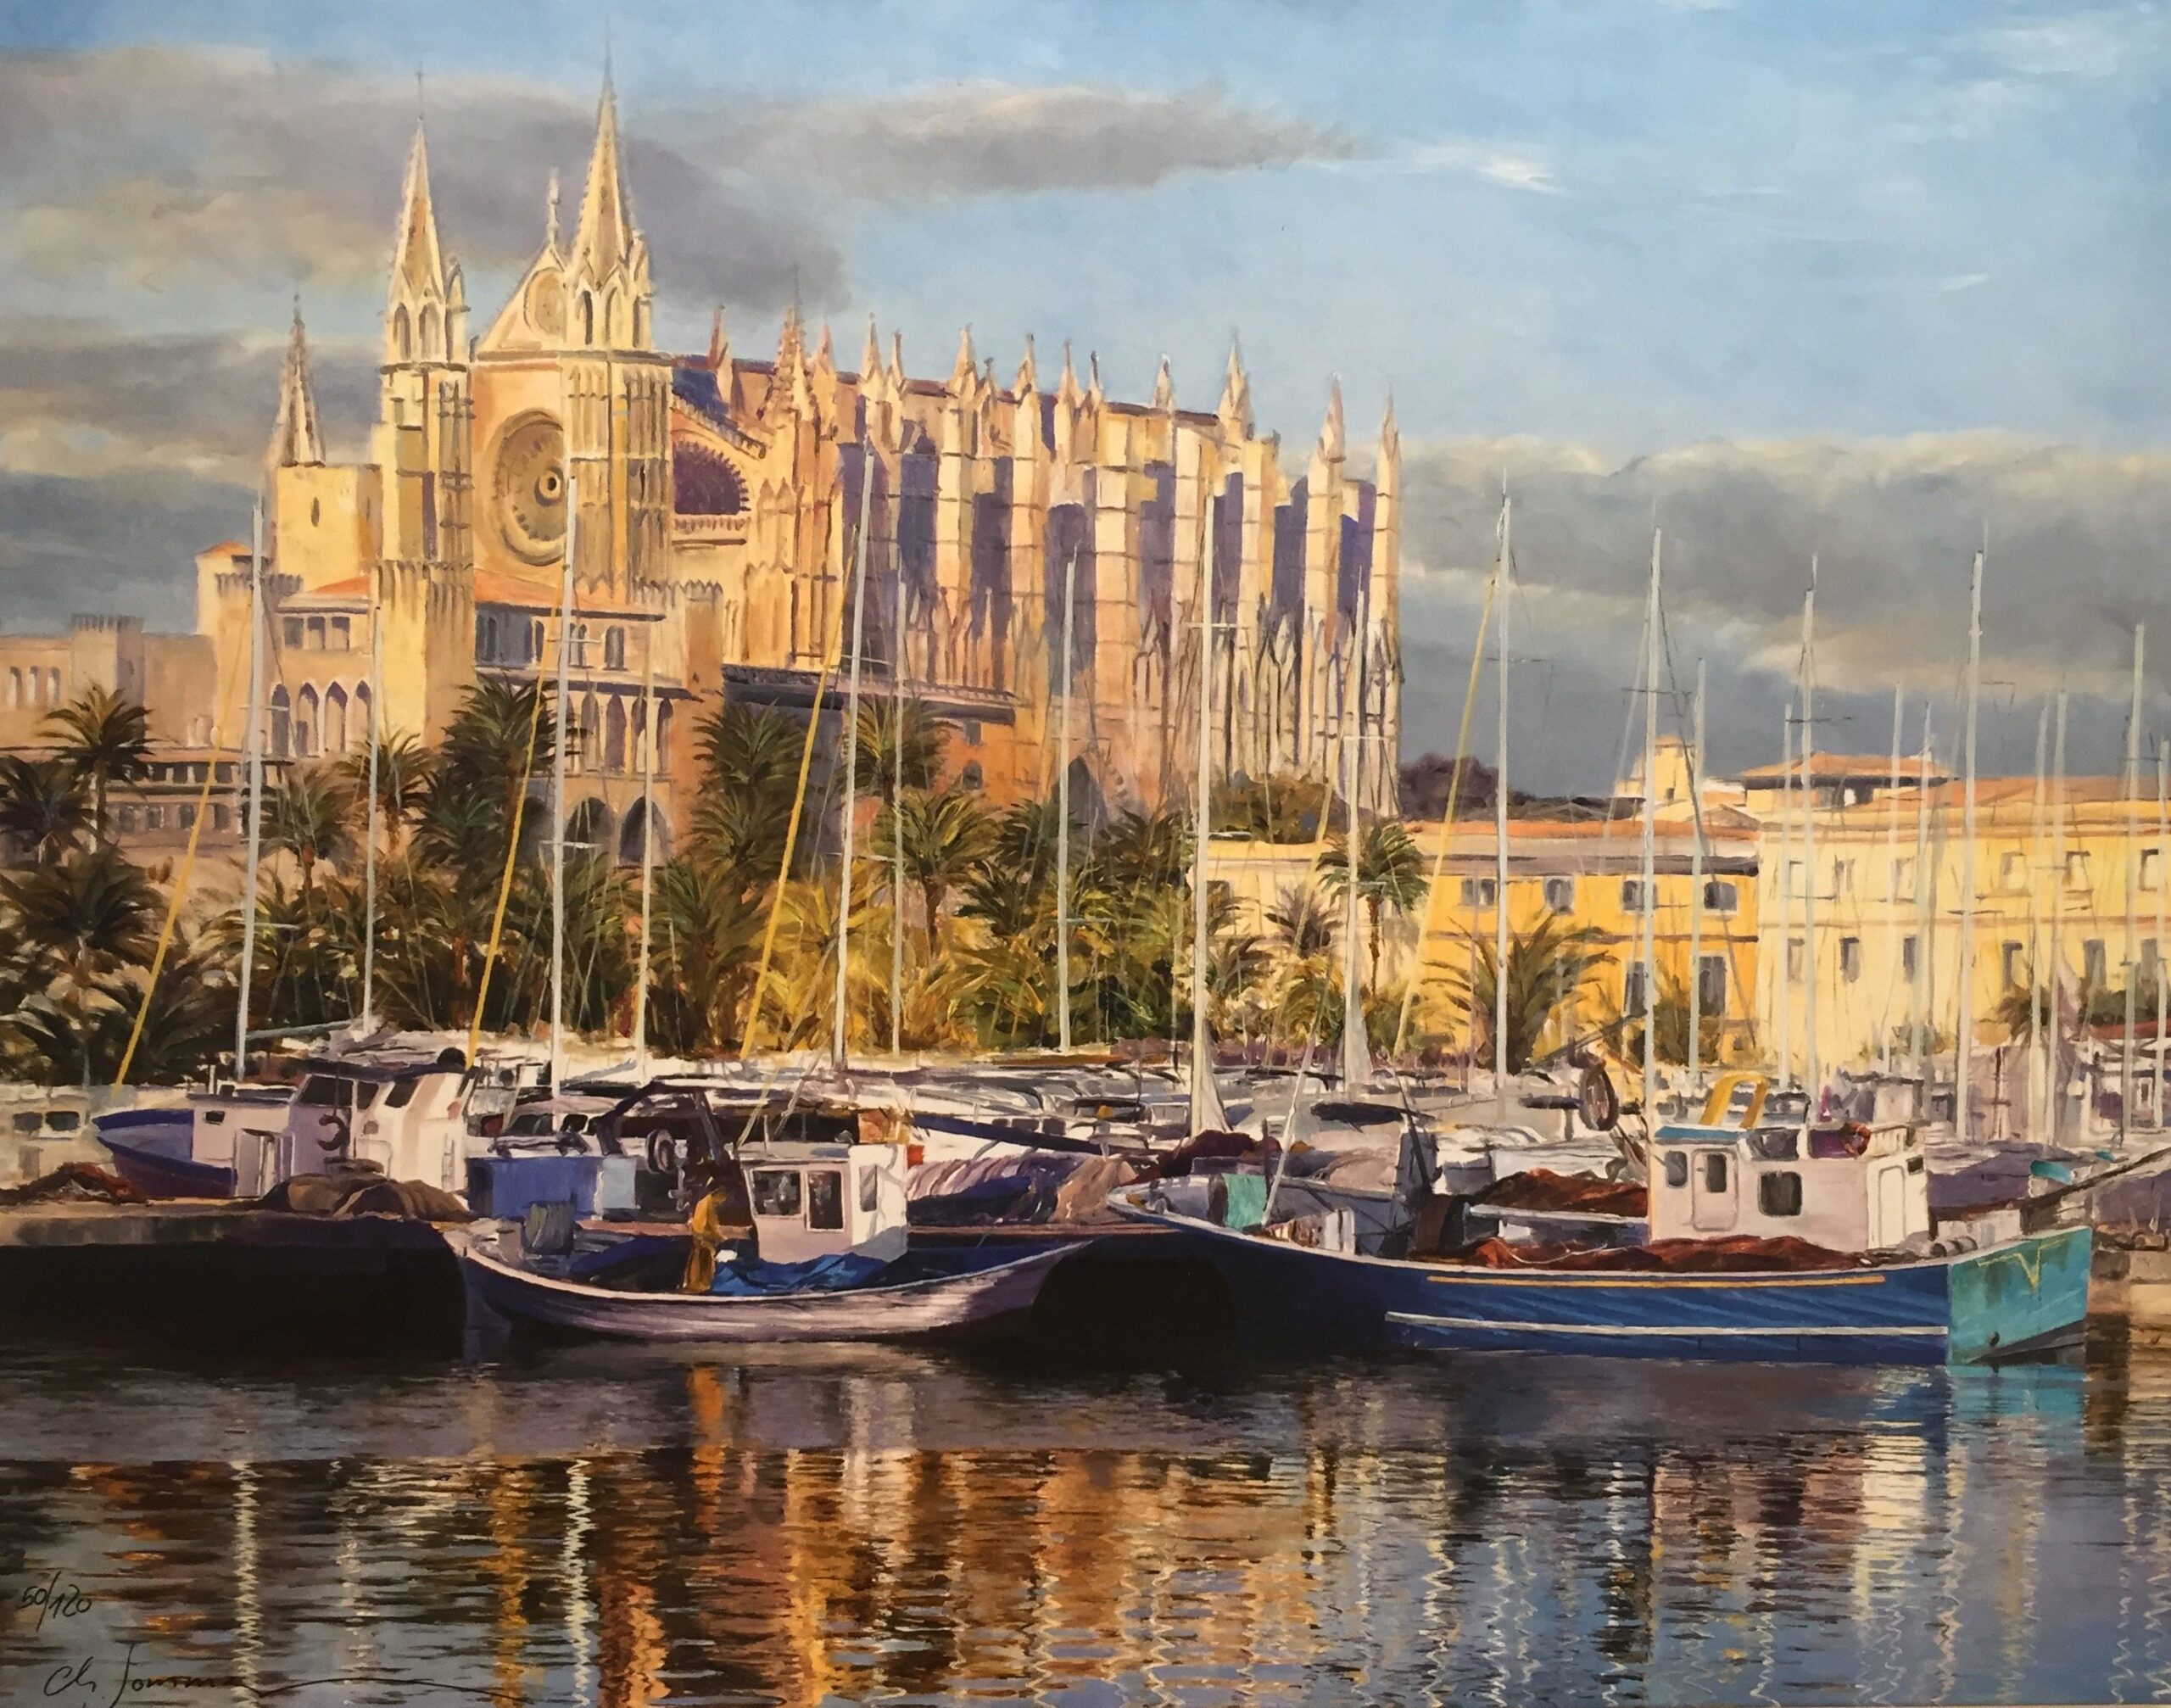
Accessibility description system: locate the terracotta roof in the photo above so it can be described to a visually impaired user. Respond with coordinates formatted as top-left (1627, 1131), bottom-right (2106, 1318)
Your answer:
top-left (472, 568), bottom-right (656, 619)
top-left (203, 539), bottom-right (251, 558)
top-left (1737, 753), bottom-right (1947, 784)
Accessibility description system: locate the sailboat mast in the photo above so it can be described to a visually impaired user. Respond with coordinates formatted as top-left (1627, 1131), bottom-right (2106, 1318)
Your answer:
top-left (2048, 695), bottom-right (2068, 1141)
top-left (548, 477), bottom-right (578, 1091)
top-left (2122, 624), bottom-right (2145, 1146)
top-left (890, 525), bottom-right (906, 1057)
top-left (633, 643), bottom-right (656, 1078)
top-left (1688, 658), bottom-right (1707, 1088)
top-left (833, 442), bottom-right (875, 1074)
top-left (1776, 712), bottom-right (1794, 1091)
top-left (234, 499), bottom-right (266, 1080)
top-left (1800, 561), bottom-right (1820, 1117)
top-left (2157, 739), bottom-right (2168, 1133)
top-left (1493, 494), bottom-right (1512, 1123)
top-left (1185, 408), bottom-right (1228, 1135)
top-left (1883, 688), bottom-right (1904, 1076)
top-left (1340, 579), bottom-right (1372, 1089)
top-left (1638, 531), bottom-right (1661, 1130)
top-left (1911, 709), bottom-right (1935, 1086)
top-left (1956, 549), bottom-right (1984, 1141)
top-left (1056, 542), bottom-right (1077, 1053)
top-left (2028, 704), bottom-right (2049, 1139)
top-left (360, 561), bottom-right (383, 1037)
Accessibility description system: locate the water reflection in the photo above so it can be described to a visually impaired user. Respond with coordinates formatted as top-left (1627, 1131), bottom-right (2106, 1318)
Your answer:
top-left (0, 1337), bottom-right (2159, 1706)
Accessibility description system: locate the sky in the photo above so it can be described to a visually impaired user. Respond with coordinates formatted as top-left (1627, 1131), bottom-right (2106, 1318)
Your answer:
top-left (1, 0), bottom-right (2168, 790)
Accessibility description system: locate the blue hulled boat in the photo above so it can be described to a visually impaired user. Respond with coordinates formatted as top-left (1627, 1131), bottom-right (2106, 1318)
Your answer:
top-left (1116, 1074), bottom-right (2091, 1366)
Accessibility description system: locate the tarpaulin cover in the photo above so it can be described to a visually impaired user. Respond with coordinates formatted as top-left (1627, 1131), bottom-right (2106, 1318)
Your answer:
top-left (1476, 1169), bottom-right (1646, 1218)
top-left (706, 1252), bottom-right (890, 1296)
top-left (1442, 1234), bottom-right (1868, 1274)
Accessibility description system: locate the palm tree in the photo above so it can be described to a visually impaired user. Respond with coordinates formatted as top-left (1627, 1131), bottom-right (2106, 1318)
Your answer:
top-left (689, 701), bottom-right (806, 891)
top-left (958, 797), bottom-right (1058, 941)
top-left (263, 765), bottom-right (357, 902)
top-left (1267, 880), bottom-right (1337, 960)
top-left (435, 678), bottom-right (554, 864)
top-left (2, 842), bottom-right (159, 1076)
top-left (851, 696), bottom-right (950, 796)
top-left (44, 685), bottom-right (151, 841)
top-left (880, 784), bottom-right (993, 957)
top-left (1438, 913), bottom-right (1611, 1074)
top-left (1317, 818), bottom-right (1429, 983)
top-left (337, 729), bottom-right (432, 853)
top-left (645, 857), bottom-right (769, 1054)
top-left (0, 756), bottom-right (91, 862)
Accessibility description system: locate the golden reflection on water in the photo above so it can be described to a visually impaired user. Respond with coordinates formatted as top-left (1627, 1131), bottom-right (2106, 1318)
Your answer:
top-left (3, 1343), bottom-right (2168, 1705)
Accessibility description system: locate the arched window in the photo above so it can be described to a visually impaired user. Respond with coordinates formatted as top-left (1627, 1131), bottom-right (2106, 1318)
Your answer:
top-left (305, 616), bottom-right (326, 651)
top-left (960, 762), bottom-right (985, 792)
top-left (655, 700), bottom-right (673, 769)
top-left (529, 619), bottom-right (544, 662)
top-left (577, 694), bottom-right (600, 774)
top-left (604, 626), bottom-right (626, 670)
top-left (604, 289), bottom-right (622, 347)
top-left (46, 669), bottom-right (59, 704)
top-left (578, 292), bottom-right (594, 345)
top-left (633, 299), bottom-right (649, 347)
top-left (419, 304), bottom-right (438, 359)
top-left (270, 686), bottom-right (292, 760)
top-left (5, 668), bottom-right (18, 708)
top-left (296, 685), bottom-right (319, 756)
top-left (604, 697), bottom-right (628, 773)
top-left (353, 683), bottom-right (371, 747)
top-left (393, 305), bottom-right (411, 361)
top-left (324, 684), bottom-right (349, 754)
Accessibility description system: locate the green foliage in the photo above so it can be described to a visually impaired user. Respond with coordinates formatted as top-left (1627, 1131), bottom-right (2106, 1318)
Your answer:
top-left (1438, 913), bottom-right (1613, 1074)
top-left (1214, 770), bottom-right (1330, 842)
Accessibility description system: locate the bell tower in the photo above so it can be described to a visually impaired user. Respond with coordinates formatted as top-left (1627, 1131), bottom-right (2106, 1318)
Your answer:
top-left (372, 123), bottom-right (472, 574)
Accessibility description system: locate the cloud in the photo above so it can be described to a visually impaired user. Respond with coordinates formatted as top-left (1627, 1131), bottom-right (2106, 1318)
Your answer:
top-left (0, 47), bottom-right (839, 307)
top-left (0, 315), bottom-right (377, 482)
top-left (1395, 434), bottom-right (2171, 787)
top-left (689, 82), bottom-right (1357, 201)
top-left (0, 467), bottom-right (243, 634)
top-left (1977, 10), bottom-right (2161, 80)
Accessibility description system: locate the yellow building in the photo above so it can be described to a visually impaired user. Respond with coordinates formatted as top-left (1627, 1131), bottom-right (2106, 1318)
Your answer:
top-left (0, 75), bottom-right (1403, 870)
top-left (1760, 773), bottom-right (2162, 1078)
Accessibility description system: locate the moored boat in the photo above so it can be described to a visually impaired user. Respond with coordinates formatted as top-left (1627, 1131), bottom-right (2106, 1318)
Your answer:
top-left (1116, 1073), bottom-right (2092, 1365)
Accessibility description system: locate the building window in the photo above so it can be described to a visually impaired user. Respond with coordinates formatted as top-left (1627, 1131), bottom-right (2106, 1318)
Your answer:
top-left (270, 686), bottom-right (291, 760)
top-left (306, 616), bottom-right (326, 651)
top-left (1624, 963), bottom-right (1649, 1019)
top-left (4, 667), bottom-right (17, 707)
top-left (1839, 936), bottom-right (1861, 982)
top-left (2001, 941), bottom-right (2024, 987)
top-left (331, 617), bottom-right (350, 650)
top-left (604, 626), bottom-right (627, 671)
top-left (1785, 859), bottom-right (1805, 899)
top-left (530, 619), bottom-right (544, 661)
top-left (605, 698), bottom-right (628, 773)
top-left (1621, 879), bottom-right (1648, 912)
top-left (296, 685), bottom-right (318, 756)
top-left (45, 668), bottom-right (59, 705)
top-left (960, 762), bottom-right (985, 791)
top-left (2085, 939), bottom-right (2108, 986)
top-left (1702, 879), bottom-right (1738, 914)
top-left (2001, 851), bottom-right (2027, 892)
top-left (1833, 858), bottom-right (1854, 895)
top-left (1543, 876), bottom-right (1575, 913)
top-left (1892, 857), bottom-right (1916, 901)
top-left (477, 613), bottom-right (498, 662)
top-left (1786, 937), bottom-right (1805, 981)
top-left (212, 805), bottom-right (231, 832)
top-left (2067, 851), bottom-right (2090, 891)
top-left (117, 806), bottom-right (138, 834)
top-left (2146, 849), bottom-right (2163, 892)
top-left (1698, 953), bottom-right (1727, 1017)
top-left (1459, 878), bottom-right (1497, 908)
top-left (179, 805), bottom-right (196, 831)
top-left (283, 617), bottom-right (304, 649)
top-left (1902, 935), bottom-right (1919, 982)
top-left (1758, 1172), bottom-right (1804, 1217)
top-left (144, 805), bottom-right (164, 831)
top-left (961, 719), bottom-right (984, 747)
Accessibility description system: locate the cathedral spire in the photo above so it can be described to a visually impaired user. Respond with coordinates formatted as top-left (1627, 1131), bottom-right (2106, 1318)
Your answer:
top-left (1150, 354), bottom-right (1175, 412)
top-left (1056, 341), bottom-right (1079, 410)
top-left (268, 299), bottom-right (325, 472)
top-left (390, 123), bottom-right (445, 305)
top-left (861, 314), bottom-right (880, 382)
top-left (1218, 336), bottom-right (1252, 438)
top-left (949, 324), bottom-right (976, 389)
top-left (1014, 333), bottom-right (1037, 395)
top-left (570, 73), bottom-right (634, 278)
top-left (1318, 375), bottom-right (1345, 461)
top-left (1086, 350), bottom-right (1105, 410)
top-left (709, 306), bottom-right (729, 371)
top-left (887, 330), bottom-right (907, 394)
top-left (1379, 392), bottom-right (1399, 463)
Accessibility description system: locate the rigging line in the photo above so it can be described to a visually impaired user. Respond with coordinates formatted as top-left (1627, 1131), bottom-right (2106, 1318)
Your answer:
top-left (468, 674), bottom-right (553, 1063)
top-left (739, 666), bottom-right (840, 1058)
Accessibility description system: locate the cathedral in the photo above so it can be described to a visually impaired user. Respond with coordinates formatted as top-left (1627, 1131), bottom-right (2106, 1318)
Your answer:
top-left (13, 76), bottom-right (1402, 865)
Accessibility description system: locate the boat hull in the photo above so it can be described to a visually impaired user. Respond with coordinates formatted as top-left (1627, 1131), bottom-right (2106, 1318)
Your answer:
top-left (98, 1136), bottom-right (237, 1201)
top-left (456, 1232), bottom-right (1075, 1344)
top-left (1116, 1203), bottom-right (2091, 1365)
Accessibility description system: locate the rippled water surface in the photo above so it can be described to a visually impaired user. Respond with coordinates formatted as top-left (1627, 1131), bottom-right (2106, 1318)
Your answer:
top-left (3, 1329), bottom-right (2170, 1705)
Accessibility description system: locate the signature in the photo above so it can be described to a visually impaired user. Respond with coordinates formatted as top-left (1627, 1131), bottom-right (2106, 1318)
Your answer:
top-left (40, 1644), bottom-right (519, 1705)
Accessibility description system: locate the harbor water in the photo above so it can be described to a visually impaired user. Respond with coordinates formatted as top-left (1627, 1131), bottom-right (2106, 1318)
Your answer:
top-left (3, 1327), bottom-right (2169, 1706)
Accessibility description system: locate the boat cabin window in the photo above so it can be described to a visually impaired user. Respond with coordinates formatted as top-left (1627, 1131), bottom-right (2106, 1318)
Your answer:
top-left (859, 1167), bottom-right (880, 1213)
top-left (807, 1169), bottom-right (845, 1231)
top-left (1758, 1172), bottom-right (1803, 1216)
top-left (11, 1112), bottom-right (37, 1135)
top-left (1702, 1152), bottom-right (1729, 1192)
top-left (297, 1077), bottom-right (343, 1106)
top-left (1662, 1152), bottom-right (1688, 1189)
top-left (384, 1078), bottom-right (420, 1109)
top-left (751, 1169), bottom-right (802, 1218)
top-left (563, 1113), bottom-right (589, 1134)
top-left (44, 1111), bottom-right (80, 1132)
top-left (354, 1082), bottom-right (380, 1109)
top-left (204, 1110), bottom-right (225, 1125)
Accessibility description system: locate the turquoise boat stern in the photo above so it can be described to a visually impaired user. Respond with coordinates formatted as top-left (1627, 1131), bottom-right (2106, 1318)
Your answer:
top-left (1945, 1226), bottom-right (2093, 1363)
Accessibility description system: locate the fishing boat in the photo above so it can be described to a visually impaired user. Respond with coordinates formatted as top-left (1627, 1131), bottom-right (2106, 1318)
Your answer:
top-left (1114, 1072), bottom-right (2092, 1365)
top-left (454, 1109), bottom-right (1074, 1343)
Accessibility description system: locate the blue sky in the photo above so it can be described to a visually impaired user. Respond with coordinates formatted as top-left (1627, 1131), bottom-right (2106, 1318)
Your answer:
top-left (1, 0), bottom-right (2166, 784)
